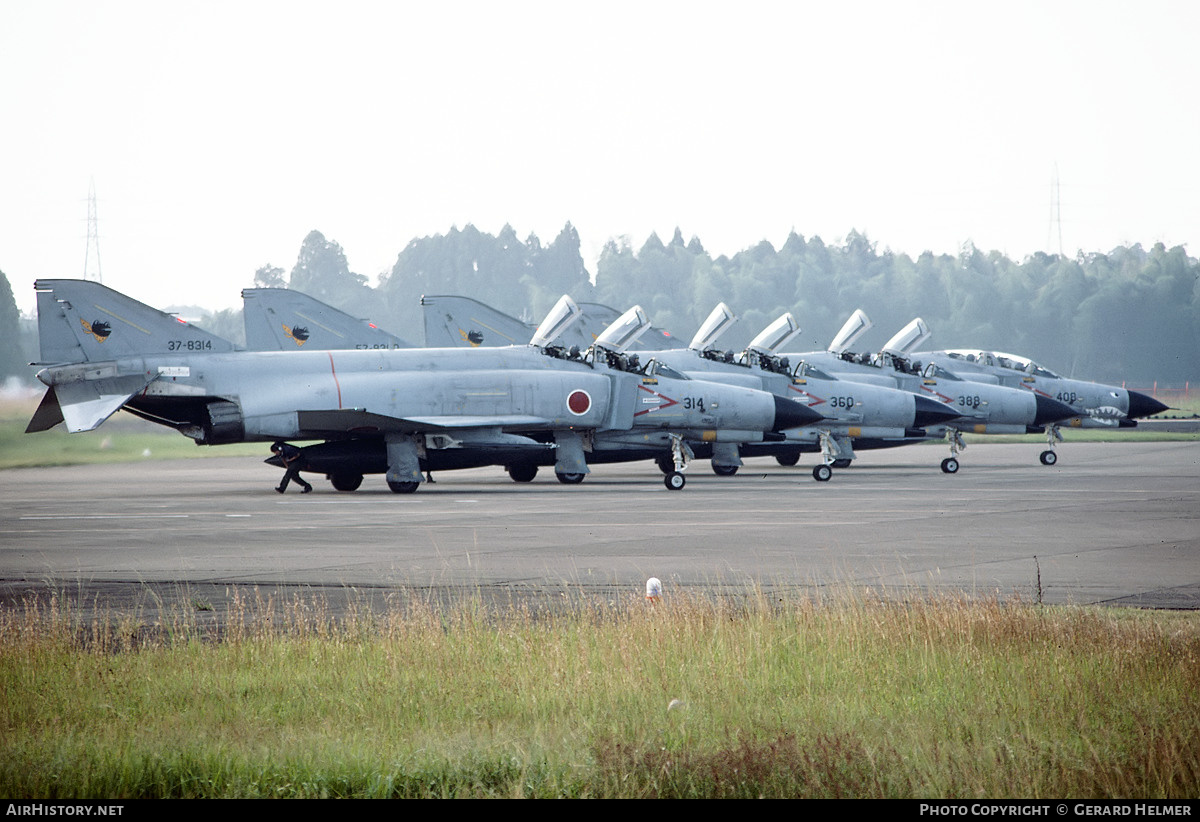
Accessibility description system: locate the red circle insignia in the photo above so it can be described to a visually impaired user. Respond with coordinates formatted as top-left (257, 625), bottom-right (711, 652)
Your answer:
top-left (567, 389), bottom-right (592, 416)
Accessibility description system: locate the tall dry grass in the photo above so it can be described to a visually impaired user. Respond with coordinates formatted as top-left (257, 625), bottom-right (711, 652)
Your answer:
top-left (1, 585), bottom-right (1196, 798)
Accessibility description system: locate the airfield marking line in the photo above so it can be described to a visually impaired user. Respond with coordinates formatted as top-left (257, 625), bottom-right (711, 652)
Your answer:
top-left (17, 514), bottom-right (191, 521)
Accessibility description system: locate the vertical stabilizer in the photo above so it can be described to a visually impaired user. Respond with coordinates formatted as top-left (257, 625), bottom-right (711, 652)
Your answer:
top-left (34, 279), bottom-right (235, 363)
top-left (420, 295), bottom-right (532, 348)
top-left (242, 288), bottom-right (409, 350)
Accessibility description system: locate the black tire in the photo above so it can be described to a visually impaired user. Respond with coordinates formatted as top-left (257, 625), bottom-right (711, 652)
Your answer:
top-left (711, 463), bottom-right (739, 477)
top-left (655, 454), bottom-right (675, 474)
top-left (941, 457), bottom-right (959, 474)
top-left (507, 464), bottom-right (539, 483)
top-left (1039, 450), bottom-right (1057, 466)
top-left (775, 453), bottom-right (801, 467)
top-left (329, 471), bottom-right (363, 492)
top-left (387, 480), bottom-right (420, 494)
top-left (813, 464), bottom-right (832, 482)
top-left (664, 471), bottom-right (686, 490)
top-left (831, 458), bottom-right (852, 469)
top-left (556, 472), bottom-right (586, 485)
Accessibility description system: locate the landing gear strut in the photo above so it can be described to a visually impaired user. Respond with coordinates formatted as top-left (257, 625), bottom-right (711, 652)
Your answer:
top-left (942, 429), bottom-right (965, 474)
top-left (1040, 424), bottom-right (1063, 466)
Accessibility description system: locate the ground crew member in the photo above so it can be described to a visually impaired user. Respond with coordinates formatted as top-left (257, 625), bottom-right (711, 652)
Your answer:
top-left (271, 442), bottom-right (312, 494)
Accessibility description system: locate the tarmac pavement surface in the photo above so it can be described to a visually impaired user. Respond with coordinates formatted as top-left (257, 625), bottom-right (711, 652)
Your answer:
top-left (1, 440), bottom-right (1197, 624)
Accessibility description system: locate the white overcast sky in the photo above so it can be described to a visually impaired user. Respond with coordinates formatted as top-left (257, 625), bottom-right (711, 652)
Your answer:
top-left (2, 1), bottom-right (1198, 315)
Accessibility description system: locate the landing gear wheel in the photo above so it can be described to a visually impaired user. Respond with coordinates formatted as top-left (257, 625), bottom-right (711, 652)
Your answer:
top-left (831, 459), bottom-right (852, 469)
top-left (711, 464), bottom-right (739, 477)
top-left (387, 480), bottom-right (420, 494)
top-left (1039, 450), bottom-right (1057, 466)
top-left (664, 471), bottom-right (686, 490)
top-left (813, 464), bottom-right (833, 482)
top-left (775, 453), bottom-right (800, 467)
top-left (506, 464), bottom-right (538, 483)
top-left (329, 471), bottom-right (363, 492)
top-left (556, 472), bottom-right (586, 485)
top-left (941, 457), bottom-right (959, 474)
top-left (655, 454), bottom-right (675, 474)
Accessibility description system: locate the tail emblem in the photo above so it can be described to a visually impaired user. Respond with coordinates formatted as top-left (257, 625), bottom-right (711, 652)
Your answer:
top-left (81, 318), bottom-right (112, 342)
top-left (283, 324), bottom-right (310, 346)
top-left (459, 328), bottom-right (484, 346)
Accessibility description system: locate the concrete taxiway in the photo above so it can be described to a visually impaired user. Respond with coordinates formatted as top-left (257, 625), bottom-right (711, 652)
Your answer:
top-left (1, 441), bottom-right (1197, 621)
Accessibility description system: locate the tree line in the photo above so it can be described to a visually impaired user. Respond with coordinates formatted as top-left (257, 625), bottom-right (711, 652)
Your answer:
top-left (2, 225), bottom-right (1196, 386)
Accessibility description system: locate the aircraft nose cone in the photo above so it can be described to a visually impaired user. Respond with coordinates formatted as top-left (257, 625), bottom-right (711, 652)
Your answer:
top-left (772, 395), bottom-right (825, 430)
top-left (912, 395), bottom-right (961, 428)
top-left (1126, 390), bottom-right (1169, 418)
top-left (1033, 394), bottom-right (1079, 425)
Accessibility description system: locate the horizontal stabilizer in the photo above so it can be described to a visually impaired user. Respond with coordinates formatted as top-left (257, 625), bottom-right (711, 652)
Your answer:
top-left (27, 374), bottom-right (154, 433)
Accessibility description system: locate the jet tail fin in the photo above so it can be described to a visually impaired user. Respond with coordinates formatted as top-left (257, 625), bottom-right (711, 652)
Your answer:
top-left (242, 287), bottom-right (409, 351)
top-left (420, 294), bottom-right (533, 348)
top-left (33, 279), bottom-right (236, 364)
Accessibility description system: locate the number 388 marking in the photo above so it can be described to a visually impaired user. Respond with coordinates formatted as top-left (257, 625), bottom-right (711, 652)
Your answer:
top-left (958, 395), bottom-right (982, 409)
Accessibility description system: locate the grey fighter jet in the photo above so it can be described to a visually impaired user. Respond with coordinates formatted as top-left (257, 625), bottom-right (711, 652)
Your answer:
top-left (27, 281), bottom-right (820, 492)
top-left (792, 313), bottom-right (1079, 473)
top-left (635, 305), bottom-right (964, 481)
top-left (912, 348), bottom-right (1170, 447)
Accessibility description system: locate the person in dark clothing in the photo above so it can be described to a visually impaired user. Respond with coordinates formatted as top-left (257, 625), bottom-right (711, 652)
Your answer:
top-left (271, 442), bottom-right (312, 494)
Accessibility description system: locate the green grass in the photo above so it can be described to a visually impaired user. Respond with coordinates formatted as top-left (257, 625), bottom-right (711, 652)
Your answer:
top-left (0, 397), bottom-right (265, 469)
top-left (1, 587), bottom-right (1197, 798)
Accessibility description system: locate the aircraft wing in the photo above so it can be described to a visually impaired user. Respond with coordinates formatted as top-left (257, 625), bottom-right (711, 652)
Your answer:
top-left (26, 374), bottom-right (155, 434)
top-left (296, 409), bottom-right (554, 436)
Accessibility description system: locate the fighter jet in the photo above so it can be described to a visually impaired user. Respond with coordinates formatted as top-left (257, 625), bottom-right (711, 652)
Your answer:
top-left (421, 294), bottom-right (677, 350)
top-left (911, 348), bottom-right (1170, 447)
top-left (639, 305), bottom-right (964, 481)
top-left (242, 287), bottom-right (410, 351)
top-left (27, 280), bottom-right (821, 492)
top-left (791, 313), bottom-right (1079, 472)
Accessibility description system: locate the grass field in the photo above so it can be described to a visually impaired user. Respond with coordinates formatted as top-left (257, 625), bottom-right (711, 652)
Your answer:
top-left (1, 587), bottom-right (1196, 798)
top-left (0, 395), bottom-right (267, 469)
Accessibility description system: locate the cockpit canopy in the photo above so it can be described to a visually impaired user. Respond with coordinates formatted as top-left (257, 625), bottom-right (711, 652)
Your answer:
top-left (942, 349), bottom-right (1061, 379)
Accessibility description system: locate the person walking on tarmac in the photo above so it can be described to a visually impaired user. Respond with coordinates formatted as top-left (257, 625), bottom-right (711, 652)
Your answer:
top-left (271, 442), bottom-right (312, 494)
